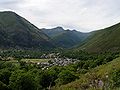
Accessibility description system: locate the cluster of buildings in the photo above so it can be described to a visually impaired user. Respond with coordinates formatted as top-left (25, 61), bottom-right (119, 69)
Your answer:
top-left (37, 57), bottom-right (79, 70)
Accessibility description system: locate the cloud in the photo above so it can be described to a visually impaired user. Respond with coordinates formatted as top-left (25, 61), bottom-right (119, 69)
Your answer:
top-left (0, 0), bottom-right (25, 10)
top-left (0, 0), bottom-right (120, 32)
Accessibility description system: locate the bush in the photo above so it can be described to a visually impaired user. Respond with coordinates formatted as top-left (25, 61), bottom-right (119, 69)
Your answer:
top-left (56, 70), bottom-right (78, 85)
top-left (111, 69), bottom-right (120, 87)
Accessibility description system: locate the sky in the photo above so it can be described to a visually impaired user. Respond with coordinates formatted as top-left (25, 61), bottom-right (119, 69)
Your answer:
top-left (0, 0), bottom-right (120, 32)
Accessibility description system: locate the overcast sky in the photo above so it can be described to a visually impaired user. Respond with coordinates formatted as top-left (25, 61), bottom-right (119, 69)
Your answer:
top-left (0, 0), bottom-right (120, 32)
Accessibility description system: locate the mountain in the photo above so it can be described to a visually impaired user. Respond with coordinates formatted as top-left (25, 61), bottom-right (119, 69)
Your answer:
top-left (42, 27), bottom-right (90, 48)
top-left (0, 11), bottom-right (54, 50)
top-left (41, 27), bottom-right (65, 37)
top-left (79, 23), bottom-right (120, 52)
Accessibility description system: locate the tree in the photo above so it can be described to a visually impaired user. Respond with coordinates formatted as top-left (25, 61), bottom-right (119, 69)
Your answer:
top-left (0, 69), bottom-right (11, 85)
top-left (9, 70), bottom-right (37, 90)
top-left (0, 81), bottom-right (9, 90)
top-left (56, 70), bottom-right (78, 85)
top-left (35, 66), bottom-right (62, 89)
top-left (36, 71), bottom-right (50, 88)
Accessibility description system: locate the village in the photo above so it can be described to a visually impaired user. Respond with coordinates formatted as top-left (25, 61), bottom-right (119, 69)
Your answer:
top-left (36, 53), bottom-right (79, 70)
top-left (0, 53), bottom-right (79, 70)
top-left (37, 57), bottom-right (79, 70)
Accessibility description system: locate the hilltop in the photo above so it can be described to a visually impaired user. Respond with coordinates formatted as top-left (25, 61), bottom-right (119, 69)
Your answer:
top-left (0, 11), bottom-right (54, 50)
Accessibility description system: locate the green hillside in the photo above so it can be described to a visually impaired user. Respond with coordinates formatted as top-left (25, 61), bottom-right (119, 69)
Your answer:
top-left (79, 23), bottom-right (120, 52)
top-left (55, 56), bottom-right (120, 90)
top-left (0, 11), bottom-right (54, 50)
top-left (42, 27), bottom-right (90, 48)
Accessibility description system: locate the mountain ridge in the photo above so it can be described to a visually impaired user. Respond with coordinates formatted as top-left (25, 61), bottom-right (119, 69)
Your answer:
top-left (0, 11), bottom-right (54, 50)
top-left (41, 27), bottom-right (90, 48)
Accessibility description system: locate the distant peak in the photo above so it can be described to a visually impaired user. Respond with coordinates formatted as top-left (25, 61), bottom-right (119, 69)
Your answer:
top-left (0, 11), bottom-right (20, 17)
top-left (54, 26), bottom-right (64, 30)
top-left (72, 29), bottom-right (77, 31)
top-left (0, 11), bottom-right (21, 19)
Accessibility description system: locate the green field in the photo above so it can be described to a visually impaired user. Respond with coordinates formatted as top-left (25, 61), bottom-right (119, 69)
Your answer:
top-left (21, 59), bottom-right (50, 63)
top-left (5, 59), bottom-right (50, 64)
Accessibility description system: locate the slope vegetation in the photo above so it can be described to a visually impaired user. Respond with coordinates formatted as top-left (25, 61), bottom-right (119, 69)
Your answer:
top-left (80, 23), bottom-right (120, 52)
top-left (0, 11), bottom-right (54, 50)
top-left (55, 56), bottom-right (120, 90)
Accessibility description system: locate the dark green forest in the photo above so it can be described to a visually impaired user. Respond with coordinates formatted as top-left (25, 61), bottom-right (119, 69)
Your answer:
top-left (0, 50), bottom-right (119, 90)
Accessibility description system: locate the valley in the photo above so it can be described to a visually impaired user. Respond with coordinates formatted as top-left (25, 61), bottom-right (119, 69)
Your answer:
top-left (0, 11), bottom-right (120, 90)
